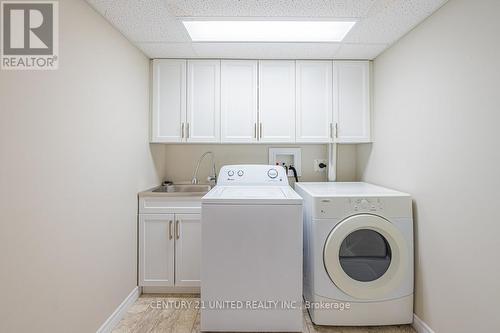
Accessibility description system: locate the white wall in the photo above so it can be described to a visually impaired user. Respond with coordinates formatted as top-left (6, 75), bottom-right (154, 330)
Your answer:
top-left (357, 0), bottom-right (500, 332)
top-left (163, 144), bottom-right (357, 185)
top-left (0, 1), bottom-right (164, 332)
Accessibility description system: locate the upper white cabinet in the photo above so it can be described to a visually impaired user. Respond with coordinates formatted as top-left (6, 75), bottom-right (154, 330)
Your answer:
top-left (295, 61), bottom-right (333, 143)
top-left (151, 59), bottom-right (186, 143)
top-left (152, 59), bottom-right (220, 143)
top-left (258, 61), bottom-right (296, 143)
top-left (187, 60), bottom-right (221, 143)
top-left (151, 59), bottom-right (371, 144)
top-left (333, 61), bottom-right (371, 143)
top-left (220, 60), bottom-right (258, 143)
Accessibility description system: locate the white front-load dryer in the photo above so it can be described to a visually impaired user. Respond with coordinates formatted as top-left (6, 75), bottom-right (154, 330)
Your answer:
top-left (295, 182), bottom-right (413, 326)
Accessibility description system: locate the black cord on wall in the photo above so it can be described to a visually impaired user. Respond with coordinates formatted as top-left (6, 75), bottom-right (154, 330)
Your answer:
top-left (288, 166), bottom-right (299, 183)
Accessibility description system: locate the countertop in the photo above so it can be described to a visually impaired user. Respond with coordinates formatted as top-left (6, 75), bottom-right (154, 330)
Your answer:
top-left (138, 186), bottom-right (209, 198)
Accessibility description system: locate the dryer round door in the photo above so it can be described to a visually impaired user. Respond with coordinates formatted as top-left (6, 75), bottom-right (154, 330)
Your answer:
top-left (323, 214), bottom-right (410, 300)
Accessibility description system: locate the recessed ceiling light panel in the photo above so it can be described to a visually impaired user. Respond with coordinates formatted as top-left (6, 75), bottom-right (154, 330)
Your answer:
top-left (182, 20), bottom-right (356, 42)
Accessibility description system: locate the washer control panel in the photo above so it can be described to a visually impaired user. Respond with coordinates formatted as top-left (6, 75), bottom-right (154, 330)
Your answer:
top-left (218, 165), bottom-right (288, 185)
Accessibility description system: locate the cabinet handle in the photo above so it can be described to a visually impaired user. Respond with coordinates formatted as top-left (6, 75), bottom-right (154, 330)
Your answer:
top-left (254, 123), bottom-right (257, 139)
top-left (329, 123), bottom-right (333, 139)
top-left (335, 123), bottom-right (339, 139)
top-left (186, 123), bottom-right (190, 138)
top-left (181, 123), bottom-right (185, 138)
top-left (176, 220), bottom-right (180, 239)
top-left (169, 220), bottom-right (173, 240)
top-left (259, 123), bottom-right (263, 139)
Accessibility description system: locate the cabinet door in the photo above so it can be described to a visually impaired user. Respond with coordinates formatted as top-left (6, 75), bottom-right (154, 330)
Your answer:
top-left (151, 59), bottom-right (186, 143)
top-left (296, 61), bottom-right (333, 143)
top-left (258, 61), bottom-right (296, 143)
top-left (186, 60), bottom-right (221, 143)
top-left (174, 214), bottom-right (201, 287)
top-left (139, 214), bottom-right (175, 286)
top-left (221, 60), bottom-right (258, 143)
top-left (333, 61), bottom-right (371, 143)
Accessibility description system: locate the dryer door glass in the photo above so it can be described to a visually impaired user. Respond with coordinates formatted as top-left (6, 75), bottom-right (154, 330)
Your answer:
top-left (339, 229), bottom-right (391, 282)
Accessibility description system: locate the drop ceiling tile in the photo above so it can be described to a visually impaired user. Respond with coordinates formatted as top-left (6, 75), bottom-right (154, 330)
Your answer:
top-left (330, 0), bottom-right (377, 18)
top-left (165, 0), bottom-right (375, 18)
top-left (191, 42), bottom-right (341, 59)
top-left (85, 0), bottom-right (114, 16)
top-left (103, 0), bottom-right (189, 42)
top-left (136, 42), bottom-right (197, 58)
top-left (335, 43), bottom-right (388, 59)
top-left (343, 0), bottom-right (448, 44)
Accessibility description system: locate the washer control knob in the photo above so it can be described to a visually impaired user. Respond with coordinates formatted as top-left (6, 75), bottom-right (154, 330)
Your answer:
top-left (237, 170), bottom-right (244, 177)
top-left (267, 168), bottom-right (278, 179)
top-left (227, 170), bottom-right (235, 177)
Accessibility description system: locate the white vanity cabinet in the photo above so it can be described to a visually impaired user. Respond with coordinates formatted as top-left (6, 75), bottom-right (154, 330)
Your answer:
top-left (333, 61), bottom-right (371, 143)
top-left (138, 196), bottom-right (201, 291)
top-left (139, 214), bottom-right (175, 286)
top-left (174, 213), bottom-right (202, 287)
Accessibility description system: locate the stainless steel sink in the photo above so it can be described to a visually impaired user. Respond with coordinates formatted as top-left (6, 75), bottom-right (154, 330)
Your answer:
top-left (152, 184), bottom-right (212, 193)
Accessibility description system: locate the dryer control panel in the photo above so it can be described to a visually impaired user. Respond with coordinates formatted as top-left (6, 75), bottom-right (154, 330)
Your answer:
top-left (350, 198), bottom-right (384, 212)
top-left (315, 197), bottom-right (383, 218)
top-left (312, 196), bottom-right (411, 219)
top-left (218, 165), bottom-right (288, 186)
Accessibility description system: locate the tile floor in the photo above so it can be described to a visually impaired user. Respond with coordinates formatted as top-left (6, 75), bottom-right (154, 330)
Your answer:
top-left (112, 294), bottom-right (416, 333)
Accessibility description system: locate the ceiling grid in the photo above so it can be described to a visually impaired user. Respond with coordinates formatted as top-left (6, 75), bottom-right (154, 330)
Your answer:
top-left (86, 0), bottom-right (448, 59)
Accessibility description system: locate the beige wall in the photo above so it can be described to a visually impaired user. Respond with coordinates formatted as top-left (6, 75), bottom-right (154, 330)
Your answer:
top-left (0, 1), bottom-right (164, 332)
top-left (357, 0), bottom-right (500, 331)
top-left (163, 144), bottom-right (357, 185)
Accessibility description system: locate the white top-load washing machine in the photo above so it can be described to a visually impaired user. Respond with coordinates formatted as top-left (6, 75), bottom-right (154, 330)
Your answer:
top-left (201, 165), bottom-right (303, 332)
top-left (294, 182), bottom-right (413, 326)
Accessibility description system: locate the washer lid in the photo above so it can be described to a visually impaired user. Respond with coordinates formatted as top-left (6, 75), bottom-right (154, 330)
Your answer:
top-left (202, 185), bottom-right (302, 205)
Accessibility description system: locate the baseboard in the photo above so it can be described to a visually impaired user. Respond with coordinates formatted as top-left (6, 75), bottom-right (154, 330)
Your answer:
top-left (142, 286), bottom-right (200, 294)
top-left (412, 314), bottom-right (435, 333)
top-left (96, 286), bottom-right (140, 333)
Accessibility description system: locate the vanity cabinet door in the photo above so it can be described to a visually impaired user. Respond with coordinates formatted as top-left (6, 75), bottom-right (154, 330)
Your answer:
top-left (139, 214), bottom-right (175, 286)
top-left (174, 213), bottom-right (201, 287)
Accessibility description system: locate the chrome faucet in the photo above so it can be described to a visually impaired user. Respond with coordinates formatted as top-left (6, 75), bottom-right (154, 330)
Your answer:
top-left (192, 151), bottom-right (217, 185)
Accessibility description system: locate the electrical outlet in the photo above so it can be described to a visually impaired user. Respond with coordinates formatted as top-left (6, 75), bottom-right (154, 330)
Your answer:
top-left (314, 159), bottom-right (327, 172)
